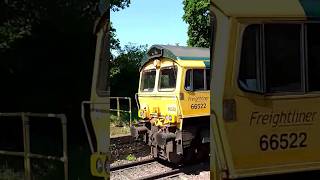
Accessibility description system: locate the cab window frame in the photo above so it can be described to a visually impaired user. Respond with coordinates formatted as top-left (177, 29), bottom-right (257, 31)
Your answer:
top-left (237, 22), bottom-right (317, 96)
top-left (96, 31), bottom-right (109, 97)
top-left (210, 12), bottom-right (216, 63)
top-left (185, 68), bottom-right (209, 92)
top-left (140, 68), bottom-right (157, 92)
top-left (158, 65), bottom-right (178, 92)
top-left (237, 24), bottom-right (264, 95)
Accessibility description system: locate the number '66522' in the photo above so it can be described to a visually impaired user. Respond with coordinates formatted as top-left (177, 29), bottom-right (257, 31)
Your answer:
top-left (259, 132), bottom-right (307, 151)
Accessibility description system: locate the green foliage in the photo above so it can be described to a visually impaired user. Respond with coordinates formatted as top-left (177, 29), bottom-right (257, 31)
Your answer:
top-left (110, 0), bottom-right (130, 12)
top-left (182, 0), bottom-right (210, 48)
top-left (0, 19), bottom-right (32, 50)
top-left (110, 43), bottom-right (147, 98)
top-left (126, 154), bottom-right (136, 161)
top-left (0, 0), bottom-right (130, 52)
top-left (110, 114), bottom-right (124, 126)
top-left (110, 22), bottom-right (121, 51)
top-left (1, 0), bottom-right (92, 51)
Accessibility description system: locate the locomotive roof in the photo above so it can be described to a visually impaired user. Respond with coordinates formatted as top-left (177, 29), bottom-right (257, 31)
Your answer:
top-left (213, 0), bottom-right (320, 18)
top-left (141, 45), bottom-right (210, 69)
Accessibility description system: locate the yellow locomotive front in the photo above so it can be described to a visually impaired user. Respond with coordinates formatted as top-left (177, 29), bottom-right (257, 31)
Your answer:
top-left (131, 45), bottom-right (210, 163)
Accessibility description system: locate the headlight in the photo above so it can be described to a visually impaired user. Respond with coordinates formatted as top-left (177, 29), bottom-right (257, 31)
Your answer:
top-left (96, 158), bottom-right (104, 174)
top-left (139, 110), bottom-right (145, 118)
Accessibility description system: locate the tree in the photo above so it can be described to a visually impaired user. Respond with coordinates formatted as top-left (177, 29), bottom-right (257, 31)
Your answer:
top-left (110, 22), bottom-right (121, 51)
top-left (0, 0), bottom-right (129, 52)
top-left (182, 0), bottom-right (210, 48)
top-left (110, 43), bottom-right (147, 99)
top-left (110, 0), bottom-right (130, 11)
top-left (0, 1), bottom-right (130, 178)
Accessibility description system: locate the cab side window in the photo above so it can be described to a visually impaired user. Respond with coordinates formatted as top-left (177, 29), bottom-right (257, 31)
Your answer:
top-left (185, 69), bottom-right (192, 91)
top-left (193, 69), bottom-right (205, 90)
top-left (265, 24), bottom-right (302, 93)
top-left (307, 24), bottom-right (320, 91)
top-left (185, 69), bottom-right (210, 91)
top-left (239, 24), bottom-right (262, 93)
top-left (239, 24), bottom-right (303, 94)
top-left (206, 69), bottom-right (211, 90)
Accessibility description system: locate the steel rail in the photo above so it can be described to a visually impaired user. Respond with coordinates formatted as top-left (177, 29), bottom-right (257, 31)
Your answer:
top-left (111, 159), bottom-right (209, 180)
top-left (110, 157), bottom-right (155, 171)
top-left (138, 162), bottom-right (209, 180)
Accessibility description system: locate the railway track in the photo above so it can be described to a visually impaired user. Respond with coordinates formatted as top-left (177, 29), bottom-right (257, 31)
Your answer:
top-left (110, 158), bottom-right (209, 180)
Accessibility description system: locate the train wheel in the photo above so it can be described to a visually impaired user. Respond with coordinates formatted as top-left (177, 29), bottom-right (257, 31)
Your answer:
top-left (167, 141), bottom-right (183, 164)
top-left (183, 146), bottom-right (195, 164)
top-left (168, 151), bottom-right (183, 164)
top-left (195, 143), bottom-right (210, 161)
top-left (151, 145), bottom-right (157, 158)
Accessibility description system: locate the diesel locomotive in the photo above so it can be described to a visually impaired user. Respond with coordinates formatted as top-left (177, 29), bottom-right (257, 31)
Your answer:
top-left (131, 45), bottom-right (210, 163)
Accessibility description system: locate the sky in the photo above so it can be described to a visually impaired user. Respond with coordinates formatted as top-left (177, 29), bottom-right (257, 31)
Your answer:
top-left (111, 0), bottom-right (188, 49)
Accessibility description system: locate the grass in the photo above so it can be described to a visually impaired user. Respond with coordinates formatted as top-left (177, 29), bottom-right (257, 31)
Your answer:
top-left (126, 154), bottom-right (136, 161)
top-left (109, 108), bottom-right (139, 137)
top-left (0, 145), bottom-right (96, 180)
top-left (0, 168), bottom-right (23, 180)
top-left (110, 122), bottom-right (130, 137)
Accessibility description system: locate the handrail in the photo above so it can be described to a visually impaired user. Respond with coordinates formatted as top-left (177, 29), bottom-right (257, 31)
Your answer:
top-left (81, 101), bottom-right (108, 154)
top-left (135, 93), bottom-right (140, 110)
top-left (81, 97), bottom-right (132, 154)
top-left (175, 95), bottom-right (183, 119)
top-left (0, 112), bottom-right (68, 180)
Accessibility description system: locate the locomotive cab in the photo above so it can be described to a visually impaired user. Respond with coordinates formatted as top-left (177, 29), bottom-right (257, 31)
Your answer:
top-left (211, 0), bottom-right (320, 179)
top-left (131, 45), bottom-right (210, 163)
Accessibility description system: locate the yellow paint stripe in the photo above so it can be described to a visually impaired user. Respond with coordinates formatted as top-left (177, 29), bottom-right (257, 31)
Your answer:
top-left (177, 60), bottom-right (207, 68)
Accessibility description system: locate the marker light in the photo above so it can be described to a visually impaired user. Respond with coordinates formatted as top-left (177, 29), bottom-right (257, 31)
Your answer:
top-left (153, 59), bottom-right (161, 68)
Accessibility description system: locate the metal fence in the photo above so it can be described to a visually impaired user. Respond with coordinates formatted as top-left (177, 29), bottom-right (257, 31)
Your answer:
top-left (0, 112), bottom-right (68, 180)
top-left (110, 97), bottom-right (132, 126)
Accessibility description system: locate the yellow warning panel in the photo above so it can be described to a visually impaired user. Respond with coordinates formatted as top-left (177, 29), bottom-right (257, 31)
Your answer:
top-left (90, 153), bottom-right (109, 179)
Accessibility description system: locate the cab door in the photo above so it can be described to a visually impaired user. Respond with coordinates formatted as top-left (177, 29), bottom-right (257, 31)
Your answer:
top-left (231, 22), bottom-right (320, 177)
top-left (181, 68), bottom-right (210, 118)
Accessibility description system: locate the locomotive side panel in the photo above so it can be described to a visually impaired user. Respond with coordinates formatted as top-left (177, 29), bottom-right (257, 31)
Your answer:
top-left (211, 1), bottom-right (320, 178)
